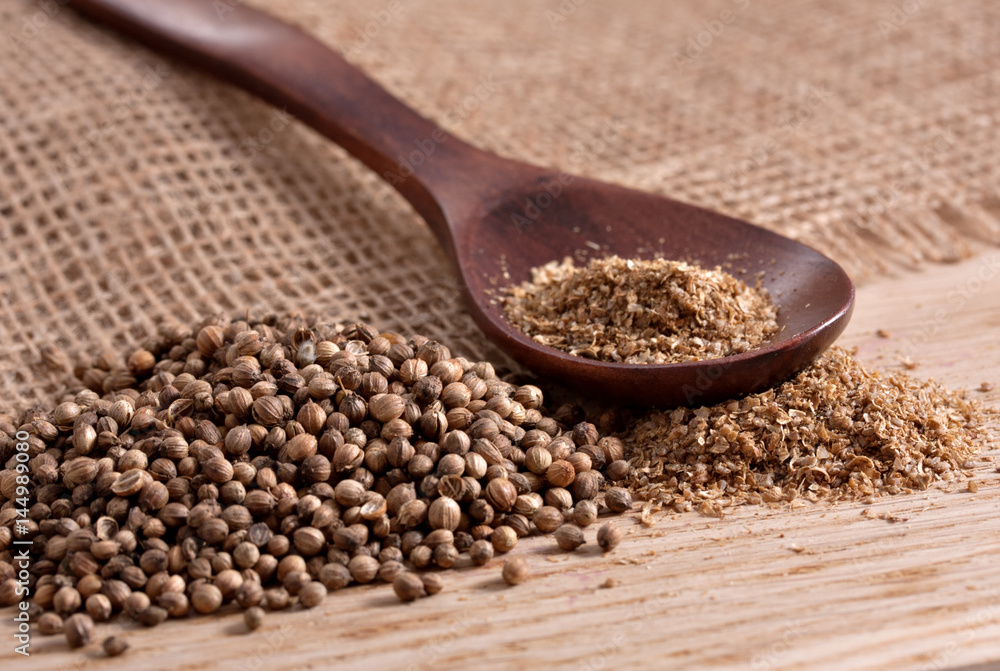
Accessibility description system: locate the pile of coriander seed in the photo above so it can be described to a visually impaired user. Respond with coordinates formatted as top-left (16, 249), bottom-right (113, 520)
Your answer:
top-left (0, 315), bottom-right (630, 654)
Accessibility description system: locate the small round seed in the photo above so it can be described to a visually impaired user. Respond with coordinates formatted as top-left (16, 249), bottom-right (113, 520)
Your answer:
top-left (393, 572), bottom-right (425, 602)
top-left (491, 526), bottom-right (518, 553)
top-left (485, 478), bottom-right (517, 512)
top-left (597, 523), bottom-right (623, 552)
top-left (264, 587), bottom-right (290, 611)
top-left (605, 459), bottom-right (630, 481)
top-left (502, 557), bottom-right (530, 585)
top-left (64, 613), bottom-right (95, 649)
top-left (123, 592), bottom-right (151, 619)
top-left (572, 500), bottom-right (599, 527)
top-left (545, 460), bottom-right (576, 488)
top-left (427, 496), bottom-right (461, 531)
top-left (2, 316), bottom-right (652, 649)
top-left (158, 591), bottom-right (191, 618)
top-left (282, 570), bottom-right (311, 597)
top-left (244, 606), bottom-right (265, 631)
top-left (319, 563), bottom-right (352, 591)
top-left (533, 506), bottom-right (564, 533)
top-left (38, 612), bottom-right (63, 636)
top-left (137, 606), bottom-right (168, 627)
top-left (103, 635), bottom-right (130, 657)
top-left (421, 574), bottom-right (444, 596)
top-left (433, 543), bottom-right (459, 568)
top-left (604, 487), bottom-right (633, 513)
top-left (554, 524), bottom-right (586, 551)
top-left (348, 555), bottom-right (380, 584)
top-left (53, 586), bottom-right (82, 616)
top-left (298, 582), bottom-right (327, 609)
top-left (191, 584), bottom-right (223, 614)
top-left (469, 539), bottom-right (494, 566)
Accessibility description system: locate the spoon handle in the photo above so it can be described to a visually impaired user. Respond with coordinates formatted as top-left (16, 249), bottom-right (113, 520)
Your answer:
top-left (69, 0), bottom-right (498, 236)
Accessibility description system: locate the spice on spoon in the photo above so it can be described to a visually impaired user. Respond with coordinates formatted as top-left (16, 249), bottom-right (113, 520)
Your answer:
top-left (501, 256), bottom-right (778, 363)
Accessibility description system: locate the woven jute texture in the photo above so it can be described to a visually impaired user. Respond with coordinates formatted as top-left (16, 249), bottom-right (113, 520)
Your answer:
top-left (1, 0), bottom-right (998, 411)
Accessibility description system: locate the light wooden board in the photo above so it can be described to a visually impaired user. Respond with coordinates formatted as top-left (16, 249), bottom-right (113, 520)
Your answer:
top-left (3, 251), bottom-right (1000, 671)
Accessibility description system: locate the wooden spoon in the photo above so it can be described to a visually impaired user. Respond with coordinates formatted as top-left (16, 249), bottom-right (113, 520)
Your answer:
top-left (69, 0), bottom-right (854, 406)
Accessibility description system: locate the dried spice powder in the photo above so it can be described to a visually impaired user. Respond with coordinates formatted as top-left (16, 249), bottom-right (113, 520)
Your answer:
top-left (0, 316), bottom-right (630, 651)
top-left (622, 347), bottom-right (994, 516)
top-left (501, 256), bottom-right (778, 363)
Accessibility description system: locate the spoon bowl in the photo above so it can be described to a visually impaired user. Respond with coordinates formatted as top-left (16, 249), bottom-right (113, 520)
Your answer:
top-left (453, 172), bottom-right (853, 405)
top-left (71, 0), bottom-right (854, 406)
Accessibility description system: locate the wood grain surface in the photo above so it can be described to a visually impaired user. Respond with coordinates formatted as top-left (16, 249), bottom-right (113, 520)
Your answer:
top-left (3, 250), bottom-right (999, 671)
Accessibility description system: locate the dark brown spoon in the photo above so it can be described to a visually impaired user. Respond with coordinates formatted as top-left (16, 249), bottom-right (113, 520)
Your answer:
top-left (69, 0), bottom-right (854, 406)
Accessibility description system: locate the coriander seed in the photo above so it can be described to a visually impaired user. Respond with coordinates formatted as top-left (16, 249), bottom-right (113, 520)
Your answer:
top-left (298, 582), bottom-right (327, 609)
top-left (524, 446), bottom-right (552, 475)
top-left (605, 460), bottom-right (630, 482)
top-left (554, 524), bottom-right (586, 551)
top-left (469, 540), bottom-right (494, 566)
top-left (124, 592), bottom-right (151, 619)
top-left (348, 555), bottom-right (380, 584)
top-left (215, 569), bottom-right (244, 600)
top-left (410, 545), bottom-right (433, 569)
top-left (393, 572), bottom-right (426, 602)
top-left (434, 543), bottom-right (459, 568)
top-left (38, 612), bottom-right (63, 636)
top-left (427, 496), bottom-right (461, 531)
top-left (421, 574), bottom-right (444, 596)
top-left (100, 581), bottom-right (130, 611)
top-left (491, 526), bottom-right (518, 553)
top-left (319, 563), bottom-right (352, 591)
top-left (484, 478), bottom-right (517, 512)
top-left (103, 635), bottom-right (129, 657)
top-left (597, 523), bottom-right (623, 552)
top-left (191, 584), bottom-right (223, 614)
top-left (572, 500), bottom-right (599, 527)
top-left (158, 591), bottom-right (191, 618)
top-left (502, 557), bottom-right (530, 585)
top-left (244, 606), bottom-right (265, 631)
top-left (138, 606), bottom-right (168, 627)
top-left (282, 570), bottom-right (311, 596)
top-left (604, 487), bottom-right (633, 513)
top-left (53, 586), bottom-right (82, 616)
top-left (546, 460), bottom-right (576, 488)
top-left (533, 506), bottom-right (564, 533)
top-left (379, 560), bottom-right (406, 583)
top-left (264, 587), bottom-right (290, 611)
top-left (64, 613), bottom-right (95, 649)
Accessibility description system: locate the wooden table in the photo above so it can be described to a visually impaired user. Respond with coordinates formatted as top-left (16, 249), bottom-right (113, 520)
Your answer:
top-left (4, 251), bottom-right (999, 671)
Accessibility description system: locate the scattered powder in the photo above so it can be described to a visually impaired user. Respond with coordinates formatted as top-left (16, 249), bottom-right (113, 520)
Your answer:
top-left (622, 347), bottom-right (995, 516)
top-left (501, 256), bottom-right (778, 364)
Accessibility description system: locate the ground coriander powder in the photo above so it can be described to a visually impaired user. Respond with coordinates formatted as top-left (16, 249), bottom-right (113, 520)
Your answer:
top-left (501, 256), bottom-right (778, 363)
top-left (621, 346), bottom-right (995, 517)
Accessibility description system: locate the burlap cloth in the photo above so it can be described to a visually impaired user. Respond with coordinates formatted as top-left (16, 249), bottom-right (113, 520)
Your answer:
top-left (1, 0), bottom-right (997, 412)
